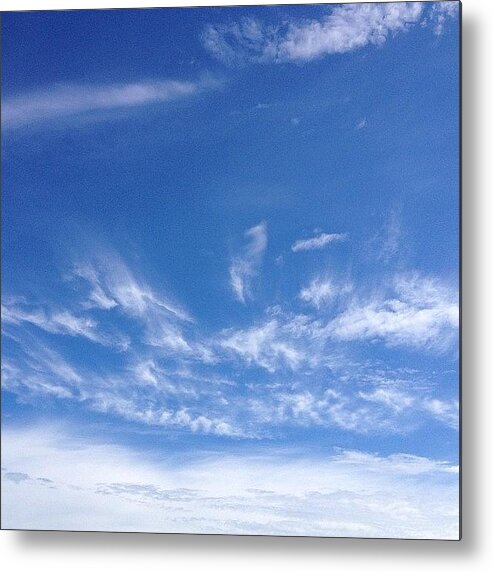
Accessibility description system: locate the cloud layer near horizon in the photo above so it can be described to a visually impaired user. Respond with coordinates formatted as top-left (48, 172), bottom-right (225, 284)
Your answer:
top-left (1, 425), bottom-right (459, 538)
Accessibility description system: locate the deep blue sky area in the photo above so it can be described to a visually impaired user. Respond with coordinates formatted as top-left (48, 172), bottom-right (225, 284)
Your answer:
top-left (1, 3), bottom-right (460, 537)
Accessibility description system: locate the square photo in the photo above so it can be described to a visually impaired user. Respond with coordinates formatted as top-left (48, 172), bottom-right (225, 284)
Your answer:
top-left (1, 1), bottom-right (461, 539)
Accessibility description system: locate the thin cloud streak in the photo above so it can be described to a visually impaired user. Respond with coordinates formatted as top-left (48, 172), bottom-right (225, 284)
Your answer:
top-left (1, 300), bottom-right (129, 350)
top-left (292, 232), bottom-right (348, 252)
top-left (2, 77), bottom-right (217, 128)
top-left (229, 222), bottom-right (267, 303)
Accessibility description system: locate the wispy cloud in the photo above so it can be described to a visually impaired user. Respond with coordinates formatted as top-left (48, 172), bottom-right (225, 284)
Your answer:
top-left (327, 273), bottom-right (459, 351)
top-left (249, 387), bottom-right (383, 433)
top-left (422, 398), bottom-right (459, 430)
top-left (298, 276), bottom-right (352, 308)
top-left (373, 209), bottom-right (403, 263)
top-left (356, 117), bottom-right (368, 130)
top-left (358, 387), bottom-right (416, 413)
top-left (220, 271), bottom-right (458, 377)
top-left (73, 253), bottom-right (191, 322)
top-left (1, 425), bottom-right (459, 538)
top-left (2, 77), bottom-right (218, 128)
top-left (2, 237), bottom-right (458, 439)
top-left (2, 339), bottom-right (83, 400)
top-left (203, 3), bottom-right (432, 65)
top-left (70, 252), bottom-right (203, 356)
top-left (220, 319), bottom-right (303, 373)
top-left (427, 1), bottom-right (460, 35)
top-left (1, 299), bottom-right (128, 350)
top-left (292, 232), bottom-right (348, 252)
top-left (3, 332), bottom-right (238, 437)
top-left (229, 222), bottom-right (267, 303)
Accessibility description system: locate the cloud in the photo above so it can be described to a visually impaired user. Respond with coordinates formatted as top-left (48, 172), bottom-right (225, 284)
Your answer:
top-left (326, 273), bottom-right (459, 351)
top-left (292, 232), bottom-right (348, 252)
top-left (3, 338), bottom-right (239, 437)
top-left (88, 392), bottom-right (239, 438)
top-left (1, 299), bottom-right (128, 350)
top-left (3, 306), bottom-right (457, 439)
top-left (373, 209), bottom-right (403, 263)
top-left (3, 236), bottom-right (458, 439)
top-left (220, 272), bottom-right (458, 375)
top-left (3, 471), bottom-right (31, 484)
top-left (245, 357), bottom-right (459, 434)
top-left (249, 388), bottom-right (381, 433)
top-left (427, 1), bottom-right (460, 35)
top-left (2, 77), bottom-right (217, 128)
top-left (203, 3), bottom-right (426, 65)
top-left (356, 117), bottom-right (368, 130)
top-left (358, 387), bottom-right (416, 413)
top-left (1, 340), bottom-right (83, 400)
top-left (298, 277), bottom-right (351, 308)
top-left (1, 424), bottom-right (459, 538)
top-left (333, 449), bottom-right (458, 476)
top-left (220, 319), bottom-right (303, 373)
top-left (70, 252), bottom-right (205, 357)
top-left (74, 254), bottom-right (191, 322)
top-left (229, 222), bottom-right (267, 303)
top-left (422, 398), bottom-right (459, 430)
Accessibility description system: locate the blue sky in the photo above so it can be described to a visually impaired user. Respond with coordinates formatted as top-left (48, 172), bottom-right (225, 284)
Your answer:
top-left (1, 2), bottom-right (460, 538)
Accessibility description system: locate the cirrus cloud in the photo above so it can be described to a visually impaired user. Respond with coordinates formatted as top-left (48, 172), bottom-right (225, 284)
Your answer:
top-left (201, 2), bottom-right (453, 65)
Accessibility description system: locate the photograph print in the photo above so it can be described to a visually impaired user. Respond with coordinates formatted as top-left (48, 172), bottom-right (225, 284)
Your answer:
top-left (1, 1), bottom-right (461, 539)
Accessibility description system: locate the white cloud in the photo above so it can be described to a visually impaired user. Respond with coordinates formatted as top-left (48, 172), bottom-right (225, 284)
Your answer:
top-left (3, 317), bottom-right (240, 437)
top-left (3, 312), bottom-right (458, 439)
top-left (333, 449), bottom-right (458, 476)
top-left (356, 117), bottom-right (368, 130)
top-left (88, 392), bottom-right (239, 438)
top-left (249, 388), bottom-right (375, 432)
top-left (73, 263), bottom-right (118, 310)
top-left (73, 254), bottom-right (191, 322)
top-left (1, 300), bottom-right (128, 350)
top-left (3, 242), bottom-right (458, 439)
top-left (299, 277), bottom-right (335, 307)
top-left (203, 3), bottom-right (426, 65)
top-left (358, 387), bottom-right (416, 413)
top-left (422, 398), bottom-right (459, 430)
top-left (1, 424), bottom-right (459, 538)
top-left (250, 383), bottom-right (418, 434)
top-left (71, 252), bottom-right (206, 357)
top-left (220, 319), bottom-right (303, 372)
top-left (327, 273), bottom-right (459, 351)
top-left (292, 232), bottom-right (348, 252)
top-left (1, 341), bottom-right (83, 400)
top-left (216, 306), bottom-right (338, 373)
top-left (2, 77), bottom-right (217, 128)
top-left (219, 272), bottom-right (458, 376)
top-left (427, 1), bottom-right (460, 35)
top-left (372, 208), bottom-right (403, 263)
top-left (229, 222), bottom-right (267, 303)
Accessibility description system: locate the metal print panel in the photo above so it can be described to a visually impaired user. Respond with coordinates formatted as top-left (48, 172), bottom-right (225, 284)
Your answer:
top-left (1, 1), bottom-right (461, 539)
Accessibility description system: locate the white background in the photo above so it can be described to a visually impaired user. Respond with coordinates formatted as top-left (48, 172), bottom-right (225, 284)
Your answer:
top-left (1, 0), bottom-right (491, 570)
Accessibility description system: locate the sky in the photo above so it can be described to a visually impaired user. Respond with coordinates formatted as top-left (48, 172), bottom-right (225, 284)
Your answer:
top-left (1, 2), bottom-right (460, 538)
